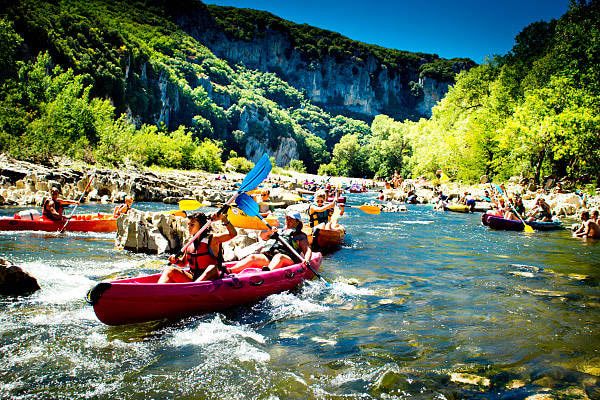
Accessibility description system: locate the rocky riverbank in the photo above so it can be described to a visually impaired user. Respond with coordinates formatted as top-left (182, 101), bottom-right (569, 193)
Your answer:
top-left (0, 153), bottom-right (305, 207)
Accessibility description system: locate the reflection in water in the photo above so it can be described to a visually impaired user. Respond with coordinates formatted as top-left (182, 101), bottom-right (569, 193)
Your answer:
top-left (1, 200), bottom-right (600, 398)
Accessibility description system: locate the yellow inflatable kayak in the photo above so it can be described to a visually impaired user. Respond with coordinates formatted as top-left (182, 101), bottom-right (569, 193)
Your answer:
top-left (227, 207), bottom-right (279, 230)
top-left (445, 204), bottom-right (470, 213)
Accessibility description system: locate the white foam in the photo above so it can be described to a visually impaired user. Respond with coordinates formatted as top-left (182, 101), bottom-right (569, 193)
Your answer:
top-left (401, 220), bottom-right (434, 225)
top-left (311, 336), bottom-right (337, 346)
top-left (169, 316), bottom-right (270, 363)
top-left (171, 316), bottom-right (265, 347)
top-left (266, 292), bottom-right (328, 320)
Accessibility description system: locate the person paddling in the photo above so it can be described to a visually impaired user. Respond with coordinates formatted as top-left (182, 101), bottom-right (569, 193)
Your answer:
top-left (158, 211), bottom-right (237, 283)
top-left (229, 210), bottom-right (312, 273)
top-left (309, 190), bottom-right (335, 229)
top-left (525, 197), bottom-right (552, 222)
top-left (42, 188), bottom-right (78, 221)
top-left (254, 188), bottom-right (274, 218)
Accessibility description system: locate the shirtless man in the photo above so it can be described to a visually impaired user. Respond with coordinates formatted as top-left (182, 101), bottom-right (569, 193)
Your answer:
top-left (574, 211), bottom-right (600, 239)
top-left (42, 188), bottom-right (78, 221)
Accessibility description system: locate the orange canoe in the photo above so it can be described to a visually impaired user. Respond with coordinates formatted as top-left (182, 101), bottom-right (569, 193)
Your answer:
top-left (304, 226), bottom-right (345, 250)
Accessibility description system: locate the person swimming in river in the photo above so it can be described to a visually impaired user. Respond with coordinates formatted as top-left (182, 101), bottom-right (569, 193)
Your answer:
top-left (42, 187), bottom-right (78, 221)
top-left (158, 211), bottom-right (237, 283)
top-left (228, 209), bottom-right (312, 273)
top-left (573, 210), bottom-right (600, 239)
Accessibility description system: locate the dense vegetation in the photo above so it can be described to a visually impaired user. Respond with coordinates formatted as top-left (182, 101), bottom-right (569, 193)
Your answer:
top-left (321, 0), bottom-right (600, 185)
top-left (0, 0), bottom-right (373, 173)
top-left (1, 0), bottom-right (595, 184)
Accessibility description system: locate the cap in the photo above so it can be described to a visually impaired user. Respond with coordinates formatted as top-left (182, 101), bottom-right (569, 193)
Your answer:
top-left (286, 210), bottom-right (302, 221)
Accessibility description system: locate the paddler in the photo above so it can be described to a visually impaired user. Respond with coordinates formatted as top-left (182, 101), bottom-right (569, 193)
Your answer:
top-left (228, 209), bottom-right (312, 273)
top-left (158, 211), bottom-right (237, 283)
top-left (42, 187), bottom-right (78, 221)
top-left (113, 196), bottom-right (133, 218)
top-left (308, 190), bottom-right (335, 229)
top-left (254, 188), bottom-right (274, 218)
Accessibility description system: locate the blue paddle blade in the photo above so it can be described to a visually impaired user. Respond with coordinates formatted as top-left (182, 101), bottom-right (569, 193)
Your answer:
top-left (494, 183), bottom-right (503, 194)
top-left (235, 193), bottom-right (260, 217)
top-left (238, 154), bottom-right (271, 193)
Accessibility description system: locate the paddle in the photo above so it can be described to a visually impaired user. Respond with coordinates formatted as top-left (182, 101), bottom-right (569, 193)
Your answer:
top-left (59, 174), bottom-right (95, 233)
top-left (349, 205), bottom-right (381, 215)
top-left (236, 193), bottom-right (331, 288)
top-left (178, 199), bottom-right (207, 211)
top-left (480, 175), bottom-right (534, 233)
top-left (179, 154), bottom-right (272, 254)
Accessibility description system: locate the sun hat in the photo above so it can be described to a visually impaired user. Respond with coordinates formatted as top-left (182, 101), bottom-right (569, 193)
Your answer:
top-left (286, 210), bottom-right (302, 221)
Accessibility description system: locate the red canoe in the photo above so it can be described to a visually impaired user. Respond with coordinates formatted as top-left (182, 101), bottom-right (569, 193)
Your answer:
top-left (0, 213), bottom-right (117, 232)
top-left (87, 253), bottom-right (323, 325)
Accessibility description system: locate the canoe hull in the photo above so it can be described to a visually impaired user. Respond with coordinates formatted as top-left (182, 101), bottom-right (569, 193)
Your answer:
top-left (305, 227), bottom-right (345, 250)
top-left (445, 204), bottom-right (470, 213)
top-left (90, 253), bottom-right (322, 325)
top-left (0, 214), bottom-right (117, 232)
top-left (483, 214), bottom-right (563, 231)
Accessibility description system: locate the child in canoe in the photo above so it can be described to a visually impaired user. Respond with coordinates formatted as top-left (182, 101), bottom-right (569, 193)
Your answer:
top-left (158, 211), bottom-right (237, 283)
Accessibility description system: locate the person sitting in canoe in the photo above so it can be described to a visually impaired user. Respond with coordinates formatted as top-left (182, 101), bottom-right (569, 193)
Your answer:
top-left (158, 211), bottom-right (237, 283)
top-left (113, 196), bottom-right (133, 218)
top-left (593, 210), bottom-right (599, 223)
top-left (503, 196), bottom-right (526, 221)
top-left (42, 188), bottom-right (78, 221)
top-left (525, 197), bottom-right (552, 222)
top-left (488, 197), bottom-right (507, 217)
top-left (309, 190), bottom-right (336, 229)
top-left (573, 210), bottom-right (600, 239)
top-left (254, 188), bottom-right (274, 218)
top-left (229, 210), bottom-right (312, 273)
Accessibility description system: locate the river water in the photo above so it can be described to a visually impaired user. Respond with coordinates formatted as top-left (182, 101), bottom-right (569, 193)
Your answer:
top-left (1, 194), bottom-right (599, 399)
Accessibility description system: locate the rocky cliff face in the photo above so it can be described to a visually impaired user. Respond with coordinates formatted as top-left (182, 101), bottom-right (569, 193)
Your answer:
top-left (185, 25), bottom-right (462, 121)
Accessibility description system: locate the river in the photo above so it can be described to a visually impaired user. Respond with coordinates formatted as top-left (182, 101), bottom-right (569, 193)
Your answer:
top-left (1, 194), bottom-right (599, 399)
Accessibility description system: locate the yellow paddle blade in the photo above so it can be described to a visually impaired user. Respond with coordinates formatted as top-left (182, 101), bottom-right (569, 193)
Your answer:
top-left (524, 224), bottom-right (535, 233)
top-left (178, 199), bottom-right (206, 211)
top-left (351, 205), bottom-right (381, 215)
top-left (164, 210), bottom-right (187, 217)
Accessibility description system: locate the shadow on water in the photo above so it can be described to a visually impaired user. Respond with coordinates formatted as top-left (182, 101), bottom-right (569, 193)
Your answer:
top-left (1, 200), bottom-right (600, 398)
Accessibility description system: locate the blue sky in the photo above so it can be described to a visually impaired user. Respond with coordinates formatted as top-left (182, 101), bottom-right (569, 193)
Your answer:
top-left (204, 0), bottom-right (569, 63)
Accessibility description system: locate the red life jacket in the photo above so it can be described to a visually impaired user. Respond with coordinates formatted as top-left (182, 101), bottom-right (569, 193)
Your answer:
top-left (42, 198), bottom-right (63, 221)
top-left (178, 237), bottom-right (218, 280)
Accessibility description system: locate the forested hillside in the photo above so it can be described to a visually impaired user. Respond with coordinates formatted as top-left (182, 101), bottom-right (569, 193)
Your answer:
top-left (1, 0), bottom-right (596, 183)
top-left (322, 0), bottom-right (600, 184)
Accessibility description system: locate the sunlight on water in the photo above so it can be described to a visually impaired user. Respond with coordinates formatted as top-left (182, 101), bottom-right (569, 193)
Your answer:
top-left (1, 200), bottom-right (599, 399)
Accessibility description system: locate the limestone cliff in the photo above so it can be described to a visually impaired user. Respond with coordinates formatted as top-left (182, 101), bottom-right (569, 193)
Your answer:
top-left (175, 4), bottom-right (475, 121)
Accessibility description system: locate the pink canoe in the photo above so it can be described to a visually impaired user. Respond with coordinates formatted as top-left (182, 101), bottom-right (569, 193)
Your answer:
top-left (88, 253), bottom-right (323, 325)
